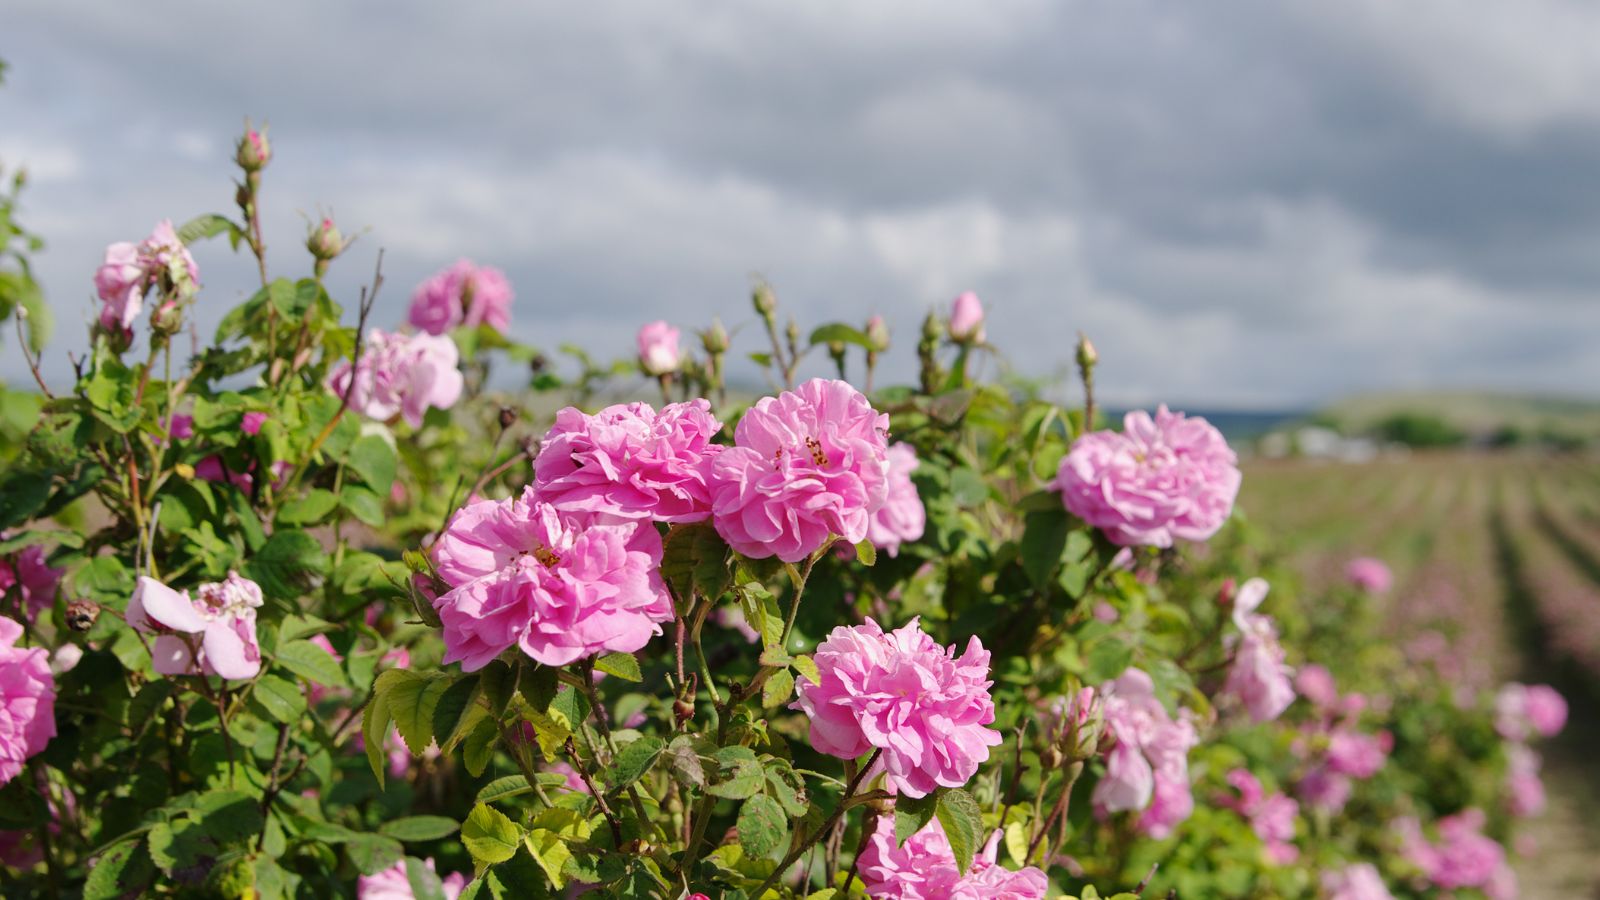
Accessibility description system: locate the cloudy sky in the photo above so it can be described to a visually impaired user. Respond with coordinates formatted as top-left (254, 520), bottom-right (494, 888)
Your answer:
top-left (5, 0), bottom-right (1600, 408)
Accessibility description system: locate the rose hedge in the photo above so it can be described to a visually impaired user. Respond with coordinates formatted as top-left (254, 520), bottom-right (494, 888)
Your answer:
top-left (0, 125), bottom-right (1565, 899)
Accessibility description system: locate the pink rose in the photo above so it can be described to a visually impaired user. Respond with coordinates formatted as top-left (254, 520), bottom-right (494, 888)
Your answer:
top-left (431, 488), bottom-right (672, 669)
top-left (948, 291), bottom-right (985, 343)
top-left (1398, 810), bottom-right (1513, 893)
top-left (636, 320), bottom-right (681, 375)
top-left (1505, 743), bottom-right (1545, 817)
top-left (533, 400), bottom-right (723, 523)
top-left (858, 816), bottom-right (1045, 899)
top-left (1321, 863), bottom-right (1394, 900)
top-left (1222, 578), bottom-right (1295, 723)
top-left (1294, 664), bottom-right (1338, 710)
top-left (0, 541), bottom-right (63, 624)
top-left (1051, 406), bottom-right (1240, 547)
top-left (94, 241), bottom-right (147, 332)
top-left (792, 617), bottom-right (1001, 798)
top-left (357, 857), bottom-right (466, 900)
top-left (325, 329), bottom-right (465, 428)
top-left (1344, 557), bottom-right (1392, 593)
top-left (1295, 765), bottom-right (1352, 814)
top-left (0, 616), bottom-right (55, 787)
top-left (867, 442), bottom-right (926, 557)
top-left (127, 573), bottom-right (264, 680)
top-left (710, 378), bottom-right (890, 562)
top-left (407, 259), bottom-right (514, 336)
top-left (1325, 729), bottom-right (1389, 779)
top-left (1091, 668), bottom-right (1199, 838)
top-left (1223, 769), bottom-right (1299, 864)
top-left (241, 411), bottom-right (268, 435)
top-left (1494, 682), bottom-right (1567, 740)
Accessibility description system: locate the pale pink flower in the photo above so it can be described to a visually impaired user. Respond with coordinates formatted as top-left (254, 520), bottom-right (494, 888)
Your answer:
top-left (1223, 770), bottom-right (1298, 864)
top-left (1325, 729), bottom-right (1390, 779)
top-left (948, 291), bottom-right (985, 343)
top-left (1494, 682), bottom-right (1567, 740)
top-left (636, 320), bottom-right (681, 375)
top-left (1092, 668), bottom-right (1199, 837)
top-left (0, 616), bottom-right (55, 787)
top-left (126, 573), bottom-right (264, 680)
top-left (858, 816), bottom-right (1045, 899)
top-left (357, 857), bottom-right (465, 900)
top-left (533, 400), bottom-right (723, 523)
top-left (326, 329), bottom-right (464, 428)
top-left (92, 220), bottom-right (200, 335)
top-left (0, 541), bottom-right (63, 623)
top-left (431, 488), bottom-right (671, 669)
top-left (1321, 863), bottom-right (1394, 900)
top-left (1295, 765), bottom-right (1351, 814)
top-left (1397, 810), bottom-right (1513, 893)
top-left (1294, 664), bottom-right (1338, 710)
top-left (241, 411), bottom-right (268, 435)
top-left (407, 259), bottom-right (514, 336)
top-left (1344, 557), bottom-right (1392, 593)
top-left (792, 617), bottom-right (1001, 798)
top-left (1050, 406), bottom-right (1240, 547)
top-left (867, 442), bottom-right (926, 557)
top-left (1505, 743), bottom-right (1546, 817)
top-left (709, 378), bottom-right (889, 562)
top-left (1223, 578), bottom-right (1295, 723)
top-left (141, 220), bottom-right (200, 295)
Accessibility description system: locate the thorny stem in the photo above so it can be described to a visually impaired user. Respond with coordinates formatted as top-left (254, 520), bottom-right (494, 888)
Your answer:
top-left (752, 748), bottom-right (883, 898)
top-left (1028, 761), bottom-right (1082, 864)
top-left (564, 737), bottom-right (624, 844)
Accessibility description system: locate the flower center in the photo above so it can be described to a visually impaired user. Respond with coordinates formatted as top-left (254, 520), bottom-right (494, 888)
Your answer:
top-left (805, 436), bottom-right (828, 466)
top-left (532, 545), bottom-right (561, 568)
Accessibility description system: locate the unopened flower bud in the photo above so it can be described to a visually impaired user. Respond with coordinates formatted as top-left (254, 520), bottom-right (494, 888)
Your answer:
top-left (785, 317), bottom-right (801, 347)
top-left (701, 317), bottom-right (730, 355)
top-left (150, 299), bottom-right (183, 337)
top-left (498, 406), bottom-right (518, 430)
top-left (1076, 332), bottom-right (1098, 370)
top-left (235, 124), bottom-right (271, 172)
top-left (948, 291), bottom-right (985, 344)
top-left (1218, 577), bottom-right (1237, 608)
top-left (66, 599), bottom-right (100, 632)
top-left (921, 309), bottom-right (943, 342)
top-left (306, 216), bottom-right (345, 261)
top-left (1040, 743), bottom-right (1064, 770)
top-left (752, 282), bottom-right (778, 318)
top-left (865, 315), bottom-right (890, 352)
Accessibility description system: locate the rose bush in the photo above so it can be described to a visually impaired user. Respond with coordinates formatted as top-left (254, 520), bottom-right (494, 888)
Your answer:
top-left (0, 122), bottom-right (1570, 900)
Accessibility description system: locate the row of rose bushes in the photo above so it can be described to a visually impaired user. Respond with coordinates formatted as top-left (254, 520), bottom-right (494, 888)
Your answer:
top-left (0, 123), bottom-right (1572, 899)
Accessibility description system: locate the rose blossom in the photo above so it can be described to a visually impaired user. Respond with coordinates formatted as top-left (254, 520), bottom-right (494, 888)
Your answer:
top-left (241, 411), bottom-right (268, 435)
top-left (431, 487), bottom-right (672, 669)
top-left (1494, 682), bottom-right (1567, 740)
top-left (867, 442), bottom-right (926, 557)
top-left (948, 291), bottom-right (985, 343)
top-left (357, 857), bottom-right (466, 900)
top-left (93, 220), bottom-right (201, 334)
top-left (1325, 729), bottom-right (1390, 779)
top-left (1344, 557), bottom-right (1392, 593)
top-left (1295, 765), bottom-right (1352, 814)
top-left (1222, 578), bottom-right (1295, 723)
top-left (325, 329), bottom-right (465, 428)
top-left (1294, 663), bottom-right (1338, 710)
top-left (127, 573), bottom-right (264, 680)
top-left (1223, 769), bottom-right (1299, 864)
top-left (1397, 810), bottom-right (1515, 895)
top-left (636, 320), bottom-right (681, 376)
top-left (792, 617), bottom-right (1001, 798)
top-left (1321, 863), bottom-right (1394, 900)
top-left (0, 541), bottom-right (63, 623)
top-left (407, 259), bottom-right (514, 336)
top-left (1050, 406), bottom-right (1240, 547)
top-left (1505, 743), bottom-right (1546, 817)
top-left (533, 400), bottom-right (723, 523)
top-left (858, 816), bottom-right (1046, 899)
top-left (0, 616), bottom-right (55, 787)
top-left (1091, 667), bottom-right (1199, 837)
top-left (709, 378), bottom-right (890, 562)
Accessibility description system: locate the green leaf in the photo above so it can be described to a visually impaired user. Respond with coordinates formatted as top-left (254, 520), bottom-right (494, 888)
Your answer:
top-left (380, 816), bottom-right (461, 842)
top-left (1084, 639), bottom-right (1132, 685)
top-left (342, 485), bottom-right (387, 526)
top-left (363, 671), bottom-right (400, 785)
top-left (852, 539), bottom-right (877, 567)
top-left (347, 833), bottom-right (404, 876)
top-left (707, 746), bottom-right (764, 799)
top-left (387, 670), bottom-right (453, 756)
top-left (935, 788), bottom-right (984, 874)
top-left (895, 793), bottom-right (937, 845)
top-left (792, 654), bottom-right (821, 686)
top-left (661, 521), bottom-right (731, 607)
top-left (83, 838), bottom-right (153, 900)
top-left (1020, 507), bottom-right (1069, 590)
top-left (737, 794), bottom-right (788, 858)
top-left (244, 529), bottom-right (329, 601)
top-left (480, 660), bottom-right (516, 716)
top-left (807, 323), bottom-right (875, 349)
top-left (277, 489), bottom-right (339, 526)
top-left (462, 716), bottom-right (498, 777)
top-left (405, 856), bottom-right (449, 900)
top-left (347, 433), bottom-right (398, 493)
top-left (176, 213), bottom-right (239, 245)
top-left (431, 675), bottom-right (483, 751)
top-left (277, 639), bottom-right (349, 688)
top-left (461, 803), bottom-right (522, 865)
top-left (604, 736), bottom-right (664, 794)
top-left (476, 775), bottom-right (541, 805)
top-left (252, 674), bottom-right (307, 723)
top-left (594, 651), bottom-right (642, 682)
top-left (762, 668), bottom-right (795, 708)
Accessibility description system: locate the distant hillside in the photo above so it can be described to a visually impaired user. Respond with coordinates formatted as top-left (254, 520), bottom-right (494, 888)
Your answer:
top-left (1318, 391), bottom-right (1600, 446)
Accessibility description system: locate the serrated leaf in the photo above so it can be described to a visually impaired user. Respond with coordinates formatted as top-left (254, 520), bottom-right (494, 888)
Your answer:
top-left (244, 529), bottom-right (329, 601)
top-left (432, 676), bottom-right (484, 751)
top-left (935, 788), bottom-right (984, 874)
top-left (666, 735), bottom-right (708, 788)
top-left (405, 856), bottom-right (448, 900)
top-left (852, 539), bottom-right (877, 567)
top-left (362, 689), bottom-right (396, 786)
top-left (388, 671), bottom-right (452, 755)
top-left (661, 521), bottom-right (731, 607)
top-left (277, 638), bottom-right (349, 688)
top-left (380, 816), bottom-right (460, 842)
top-left (252, 674), bottom-right (307, 723)
top-left (1020, 507), bottom-right (1069, 590)
top-left (737, 795), bottom-right (787, 858)
top-left (480, 660), bottom-right (516, 716)
top-left (461, 804), bottom-right (521, 865)
top-left (792, 655), bottom-right (820, 686)
top-left (462, 716), bottom-right (498, 777)
top-left (276, 489), bottom-right (339, 526)
top-left (762, 668), bottom-right (795, 708)
top-left (594, 651), bottom-right (642, 682)
top-left (347, 833), bottom-right (404, 875)
top-left (176, 213), bottom-right (239, 245)
top-left (83, 838), bottom-right (152, 900)
top-left (707, 746), bottom-right (763, 799)
top-left (605, 736), bottom-right (664, 794)
top-left (347, 433), bottom-right (398, 493)
top-left (895, 793), bottom-right (937, 845)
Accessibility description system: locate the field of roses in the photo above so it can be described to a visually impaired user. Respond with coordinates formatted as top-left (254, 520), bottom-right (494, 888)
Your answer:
top-left (0, 123), bottom-right (1583, 899)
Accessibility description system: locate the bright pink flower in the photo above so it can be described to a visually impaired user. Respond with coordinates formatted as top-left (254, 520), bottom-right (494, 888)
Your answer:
top-left (126, 573), bottom-right (264, 680)
top-left (0, 616), bottom-right (55, 787)
top-left (0, 541), bottom-right (63, 623)
top-left (858, 816), bottom-right (1045, 899)
top-left (94, 241), bottom-right (146, 332)
top-left (1325, 729), bottom-right (1389, 779)
top-left (1321, 863), bottom-right (1394, 900)
top-left (792, 617), bottom-right (1001, 798)
top-left (636, 320), bottom-right (681, 375)
top-left (356, 857), bottom-right (465, 900)
top-left (1050, 406), bottom-right (1240, 547)
top-left (1398, 810), bottom-right (1513, 893)
top-left (1494, 682), bottom-right (1567, 740)
top-left (1294, 664), bottom-right (1338, 710)
top-left (710, 378), bottom-right (889, 562)
top-left (948, 291), bottom-right (985, 343)
top-left (407, 259), bottom-right (514, 336)
top-left (867, 442), bottom-right (926, 558)
top-left (1344, 557), bottom-right (1392, 593)
top-left (533, 400), bottom-right (723, 523)
top-left (326, 329), bottom-right (464, 428)
top-left (168, 413), bottom-right (195, 441)
top-left (1092, 668), bottom-right (1199, 837)
top-left (241, 411), bottom-right (268, 435)
top-left (431, 488), bottom-right (672, 669)
top-left (1505, 743), bottom-right (1546, 817)
top-left (1223, 578), bottom-right (1294, 723)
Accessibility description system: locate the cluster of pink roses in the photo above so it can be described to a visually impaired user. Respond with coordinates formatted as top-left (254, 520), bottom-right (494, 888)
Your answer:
top-left (1091, 667), bottom-right (1200, 838)
top-left (1221, 578), bottom-right (1295, 723)
top-left (0, 616), bottom-right (55, 787)
top-left (1290, 665), bottom-right (1391, 814)
top-left (1493, 682), bottom-right (1565, 820)
top-left (1221, 769), bottom-right (1299, 865)
top-left (1396, 809), bottom-right (1516, 898)
top-left (93, 219), bottom-right (200, 337)
top-left (858, 818), bottom-right (1045, 899)
top-left (1051, 406), bottom-right (1240, 548)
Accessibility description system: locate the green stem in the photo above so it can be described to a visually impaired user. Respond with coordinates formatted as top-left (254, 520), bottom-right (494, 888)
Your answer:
top-left (752, 748), bottom-right (882, 898)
